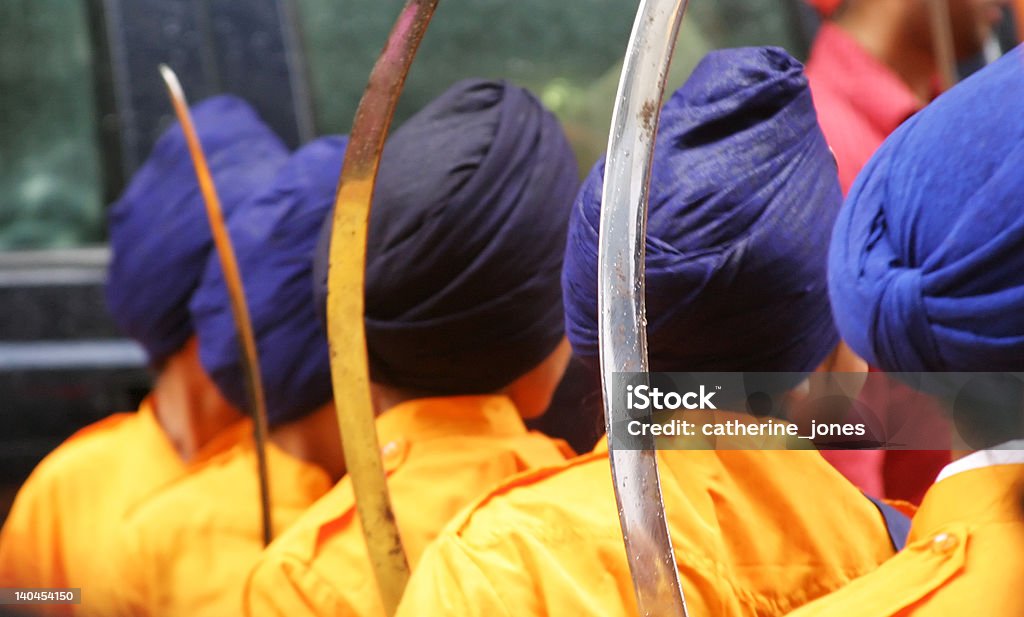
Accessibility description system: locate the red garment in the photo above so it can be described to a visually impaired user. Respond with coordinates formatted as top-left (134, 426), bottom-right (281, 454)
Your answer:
top-left (806, 23), bottom-right (923, 194)
top-left (806, 24), bottom-right (949, 504)
top-left (806, 0), bottom-right (842, 17)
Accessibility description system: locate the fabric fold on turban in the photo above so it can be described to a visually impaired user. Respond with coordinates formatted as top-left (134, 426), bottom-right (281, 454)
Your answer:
top-left (563, 47), bottom-right (841, 374)
top-left (313, 79), bottom-right (579, 394)
top-left (830, 45), bottom-right (1024, 373)
top-left (106, 95), bottom-right (288, 366)
top-left (191, 136), bottom-right (346, 426)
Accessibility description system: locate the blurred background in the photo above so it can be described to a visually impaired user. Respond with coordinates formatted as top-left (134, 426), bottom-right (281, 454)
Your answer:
top-left (0, 0), bottom-right (1018, 520)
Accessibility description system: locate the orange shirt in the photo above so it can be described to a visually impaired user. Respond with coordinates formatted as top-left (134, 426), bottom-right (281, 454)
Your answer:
top-left (107, 432), bottom-right (333, 617)
top-left (395, 442), bottom-right (898, 617)
top-left (786, 459), bottom-right (1024, 616)
top-left (0, 399), bottom-right (245, 616)
top-left (243, 395), bottom-right (574, 617)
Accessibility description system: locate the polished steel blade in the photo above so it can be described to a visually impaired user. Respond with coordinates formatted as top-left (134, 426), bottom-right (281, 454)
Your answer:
top-left (158, 64), bottom-right (275, 547)
top-left (597, 0), bottom-right (689, 615)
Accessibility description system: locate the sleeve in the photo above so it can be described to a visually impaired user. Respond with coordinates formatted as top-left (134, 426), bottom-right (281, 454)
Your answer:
top-left (244, 553), bottom-right (348, 617)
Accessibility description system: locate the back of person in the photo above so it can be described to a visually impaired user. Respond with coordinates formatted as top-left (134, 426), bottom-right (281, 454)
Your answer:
top-left (804, 0), bottom-right (1010, 502)
top-left (788, 43), bottom-right (1024, 617)
top-left (107, 432), bottom-right (331, 617)
top-left (398, 445), bottom-right (896, 616)
top-left (0, 410), bottom-right (183, 616)
top-left (105, 136), bottom-right (355, 617)
top-left (243, 79), bottom-right (580, 617)
top-left (0, 96), bottom-right (286, 616)
top-left (246, 398), bottom-right (572, 617)
top-left (395, 47), bottom-right (898, 617)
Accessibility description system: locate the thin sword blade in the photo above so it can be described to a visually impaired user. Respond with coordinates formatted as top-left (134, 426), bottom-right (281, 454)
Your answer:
top-left (598, 1), bottom-right (689, 615)
top-left (324, 1), bottom-right (438, 614)
top-left (157, 64), bottom-right (275, 547)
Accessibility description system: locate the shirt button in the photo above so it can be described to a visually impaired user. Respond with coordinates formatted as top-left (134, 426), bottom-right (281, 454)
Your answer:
top-left (930, 532), bottom-right (959, 554)
top-left (381, 440), bottom-right (403, 459)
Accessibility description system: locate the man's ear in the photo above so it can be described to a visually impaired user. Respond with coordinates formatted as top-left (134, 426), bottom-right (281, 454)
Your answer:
top-left (822, 341), bottom-right (868, 374)
top-left (813, 341), bottom-right (869, 401)
top-left (784, 342), bottom-right (869, 425)
top-left (503, 338), bottom-right (572, 419)
top-left (783, 377), bottom-right (811, 407)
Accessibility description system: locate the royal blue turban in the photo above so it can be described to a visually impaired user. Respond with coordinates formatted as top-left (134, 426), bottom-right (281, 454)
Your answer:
top-left (313, 79), bottom-right (579, 394)
top-left (563, 47), bottom-right (840, 374)
top-left (830, 46), bottom-right (1024, 373)
top-left (106, 96), bottom-right (288, 366)
top-left (191, 137), bottom-right (346, 426)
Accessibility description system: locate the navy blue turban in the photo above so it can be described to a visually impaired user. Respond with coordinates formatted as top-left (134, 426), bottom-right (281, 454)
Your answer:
top-left (830, 46), bottom-right (1024, 373)
top-left (191, 137), bottom-right (347, 426)
top-left (313, 79), bottom-right (579, 394)
top-left (563, 47), bottom-right (840, 374)
top-left (106, 96), bottom-right (288, 366)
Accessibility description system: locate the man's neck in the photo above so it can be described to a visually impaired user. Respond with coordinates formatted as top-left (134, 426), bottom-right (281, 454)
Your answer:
top-left (152, 354), bottom-right (243, 462)
top-left (836, 8), bottom-right (936, 102)
top-left (270, 403), bottom-right (347, 482)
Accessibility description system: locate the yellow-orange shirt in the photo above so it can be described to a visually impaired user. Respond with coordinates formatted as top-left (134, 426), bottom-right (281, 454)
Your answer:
top-left (243, 395), bottom-right (574, 617)
top-left (0, 398), bottom-right (246, 616)
top-left (107, 433), bottom-right (333, 617)
top-left (395, 442), bottom-right (898, 617)
top-left (786, 456), bottom-right (1024, 616)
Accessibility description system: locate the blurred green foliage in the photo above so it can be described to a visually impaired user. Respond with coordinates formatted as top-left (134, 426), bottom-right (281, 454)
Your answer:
top-left (295, 0), bottom-right (801, 171)
top-left (0, 0), bottom-right (104, 250)
top-left (0, 0), bottom-right (800, 250)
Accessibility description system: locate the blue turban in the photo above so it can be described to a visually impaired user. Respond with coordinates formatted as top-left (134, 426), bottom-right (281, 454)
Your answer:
top-left (830, 46), bottom-right (1024, 373)
top-left (106, 96), bottom-right (288, 366)
top-left (191, 137), bottom-right (346, 426)
top-left (313, 79), bottom-right (579, 394)
top-left (563, 47), bottom-right (840, 374)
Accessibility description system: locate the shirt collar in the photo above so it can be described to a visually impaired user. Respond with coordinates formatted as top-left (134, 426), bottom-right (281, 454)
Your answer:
top-left (140, 394), bottom-right (253, 465)
top-left (910, 442), bottom-right (1024, 542)
top-left (124, 398), bottom-right (252, 513)
top-left (374, 394), bottom-right (528, 446)
top-left (808, 23), bottom-right (925, 135)
top-left (293, 396), bottom-right (532, 561)
top-left (935, 440), bottom-right (1024, 482)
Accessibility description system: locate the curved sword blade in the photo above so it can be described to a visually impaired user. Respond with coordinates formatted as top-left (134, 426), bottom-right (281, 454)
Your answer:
top-left (158, 65), bottom-right (275, 547)
top-left (325, 1), bottom-right (438, 614)
top-left (597, 1), bottom-right (689, 615)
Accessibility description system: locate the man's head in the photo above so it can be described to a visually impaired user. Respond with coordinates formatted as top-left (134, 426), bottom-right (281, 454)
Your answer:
top-left (313, 79), bottom-right (579, 409)
top-left (563, 47), bottom-right (842, 379)
top-left (106, 96), bottom-right (287, 368)
top-left (842, 0), bottom-right (1008, 60)
top-left (191, 136), bottom-right (346, 427)
top-left (830, 46), bottom-right (1024, 442)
